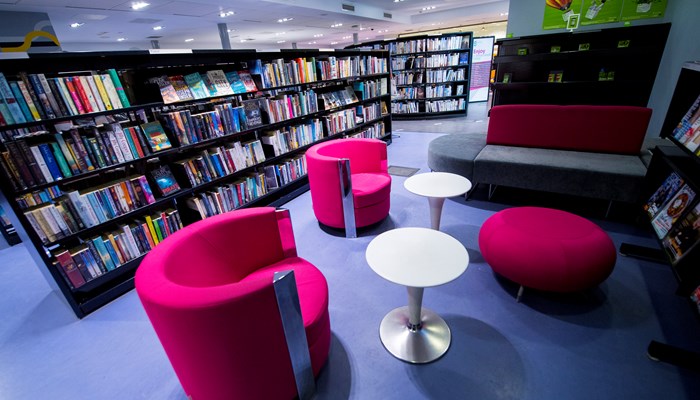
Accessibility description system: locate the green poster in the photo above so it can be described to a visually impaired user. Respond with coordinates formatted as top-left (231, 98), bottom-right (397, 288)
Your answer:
top-left (620, 0), bottom-right (667, 21)
top-left (580, 0), bottom-right (623, 26)
top-left (543, 0), bottom-right (584, 30)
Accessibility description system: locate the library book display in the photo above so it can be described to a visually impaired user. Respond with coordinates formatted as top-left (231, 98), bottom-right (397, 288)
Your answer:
top-left (0, 48), bottom-right (392, 318)
top-left (366, 227), bottom-right (469, 364)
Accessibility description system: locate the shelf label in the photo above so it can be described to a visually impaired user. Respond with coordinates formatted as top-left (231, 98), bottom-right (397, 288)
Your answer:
top-left (550, 46), bottom-right (561, 53)
top-left (617, 40), bottom-right (631, 48)
top-left (578, 43), bottom-right (591, 51)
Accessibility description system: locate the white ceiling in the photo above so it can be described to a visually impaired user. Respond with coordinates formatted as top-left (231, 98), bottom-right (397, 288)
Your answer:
top-left (0, 0), bottom-right (509, 51)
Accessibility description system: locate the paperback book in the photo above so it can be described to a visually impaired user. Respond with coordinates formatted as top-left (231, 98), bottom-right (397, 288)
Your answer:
top-left (140, 121), bottom-right (172, 152)
top-left (183, 72), bottom-right (210, 99)
top-left (644, 171), bottom-right (684, 219)
top-left (651, 184), bottom-right (697, 239)
top-left (150, 165), bottom-right (181, 196)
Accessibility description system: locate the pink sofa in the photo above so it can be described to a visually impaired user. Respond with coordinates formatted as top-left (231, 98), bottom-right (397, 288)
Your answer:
top-left (306, 138), bottom-right (391, 236)
top-left (135, 207), bottom-right (330, 400)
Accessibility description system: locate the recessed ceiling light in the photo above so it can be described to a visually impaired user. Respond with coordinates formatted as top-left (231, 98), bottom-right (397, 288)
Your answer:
top-left (331, 23), bottom-right (343, 28)
top-left (152, 26), bottom-right (163, 30)
top-left (500, 12), bottom-right (509, 16)
top-left (277, 40), bottom-right (286, 43)
top-left (131, 2), bottom-right (149, 10)
top-left (227, 29), bottom-right (235, 33)
top-left (117, 37), bottom-right (126, 41)
top-left (277, 17), bottom-right (293, 23)
top-left (185, 38), bottom-right (194, 42)
top-left (342, 35), bottom-right (352, 39)
top-left (275, 32), bottom-right (286, 36)
top-left (313, 34), bottom-right (323, 37)
top-left (219, 11), bottom-right (235, 18)
top-left (308, 41), bottom-right (316, 44)
top-left (70, 22), bottom-right (84, 28)
top-left (421, 6), bottom-right (437, 11)
top-left (394, 0), bottom-right (404, 2)
top-left (331, 41), bottom-right (338, 45)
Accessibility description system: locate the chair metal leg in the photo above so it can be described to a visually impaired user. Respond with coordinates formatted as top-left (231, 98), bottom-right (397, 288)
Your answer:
top-left (338, 158), bottom-right (357, 238)
top-left (488, 184), bottom-right (498, 200)
top-left (516, 285), bottom-right (524, 302)
top-left (273, 270), bottom-right (315, 400)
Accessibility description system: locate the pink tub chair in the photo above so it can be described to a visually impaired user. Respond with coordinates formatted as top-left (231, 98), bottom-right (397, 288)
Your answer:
top-left (135, 207), bottom-right (330, 400)
top-left (306, 138), bottom-right (391, 237)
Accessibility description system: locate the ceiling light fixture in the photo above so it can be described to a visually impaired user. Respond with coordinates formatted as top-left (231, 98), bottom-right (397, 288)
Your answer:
top-left (331, 41), bottom-right (338, 45)
top-left (331, 23), bottom-right (343, 28)
top-left (394, 0), bottom-right (404, 2)
top-left (421, 6), bottom-right (436, 11)
top-left (185, 38), bottom-right (194, 42)
top-left (227, 29), bottom-right (235, 33)
top-left (275, 32), bottom-right (286, 36)
top-left (277, 17), bottom-right (293, 23)
top-left (131, 2), bottom-right (149, 10)
top-left (313, 34), bottom-right (323, 37)
top-left (117, 37), bottom-right (126, 41)
top-left (70, 22), bottom-right (84, 28)
top-left (342, 35), bottom-right (352, 39)
top-left (308, 41), bottom-right (317, 44)
top-left (219, 11), bottom-right (235, 18)
top-left (277, 40), bottom-right (286, 43)
top-left (152, 26), bottom-right (163, 30)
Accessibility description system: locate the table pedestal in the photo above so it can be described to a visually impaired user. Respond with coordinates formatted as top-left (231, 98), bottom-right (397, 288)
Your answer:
top-left (378, 287), bottom-right (451, 364)
top-left (428, 197), bottom-right (446, 230)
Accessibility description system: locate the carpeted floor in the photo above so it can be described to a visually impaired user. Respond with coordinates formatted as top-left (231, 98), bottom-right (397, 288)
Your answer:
top-left (0, 130), bottom-right (699, 399)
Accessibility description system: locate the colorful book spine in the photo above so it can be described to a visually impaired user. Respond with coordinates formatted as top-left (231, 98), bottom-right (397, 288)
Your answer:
top-left (91, 73), bottom-right (113, 110)
top-left (55, 250), bottom-right (86, 289)
top-left (63, 77), bottom-right (86, 114)
top-left (27, 74), bottom-right (56, 119)
top-left (17, 72), bottom-right (46, 120)
top-left (15, 79), bottom-right (42, 120)
top-left (0, 72), bottom-right (26, 124)
top-left (37, 143), bottom-right (64, 181)
top-left (8, 81), bottom-right (34, 122)
top-left (54, 77), bottom-right (78, 116)
top-left (100, 74), bottom-right (123, 109)
top-left (108, 69), bottom-right (131, 107)
top-left (37, 74), bottom-right (64, 118)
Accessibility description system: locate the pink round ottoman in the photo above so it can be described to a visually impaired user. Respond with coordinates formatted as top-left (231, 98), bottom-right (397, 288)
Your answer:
top-left (479, 207), bottom-right (616, 297)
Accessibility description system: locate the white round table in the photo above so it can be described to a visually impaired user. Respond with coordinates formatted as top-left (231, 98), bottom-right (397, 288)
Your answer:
top-left (404, 172), bottom-right (472, 230)
top-left (366, 227), bottom-right (469, 363)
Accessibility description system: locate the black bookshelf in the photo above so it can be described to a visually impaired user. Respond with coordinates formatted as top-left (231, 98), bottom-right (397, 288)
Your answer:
top-left (0, 48), bottom-right (392, 318)
top-left (491, 23), bottom-right (670, 107)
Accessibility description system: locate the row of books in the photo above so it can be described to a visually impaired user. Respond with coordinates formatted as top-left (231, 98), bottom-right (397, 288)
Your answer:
top-left (426, 85), bottom-right (455, 98)
top-left (391, 56), bottom-right (426, 71)
top-left (260, 119), bottom-right (325, 157)
top-left (319, 87), bottom-right (358, 110)
top-left (392, 101), bottom-right (420, 114)
top-left (425, 36), bottom-right (471, 52)
top-left (393, 87), bottom-right (425, 100)
top-left (258, 89), bottom-right (319, 124)
top-left (324, 109), bottom-right (358, 136)
top-left (0, 121), bottom-right (170, 191)
top-left (0, 124), bottom-right (46, 143)
top-left (263, 155), bottom-right (306, 192)
top-left (347, 121), bottom-right (386, 140)
top-left (150, 69), bottom-right (257, 104)
top-left (254, 57), bottom-right (318, 89)
top-left (24, 175), bottom-right (156, 245)
top-left (15, 186), bottom-right (62, 210)
top-left (0, 70), bottom-right (130, 126)
top-left (315, 55), bottom-right (388, 81)
top-left (425, 53), bottom-right (469, 68)
top-left (53, 208), bottom-right (182, 290)
top-left (360, 102), bottom-right (383, 122)
top-left (173, 139), bottom-right (266, 188)
top-left (426, 99), bottom-right (466, 112)
top-left (393, 72), bottom-right (424, 86)
top-left (186, 173), bottom-right (267, 219)
top-left (353, 78), bottom-right (389, 100)
top-left (390, 40), bottom-right (426, 55)
top-left (426, 68), bottom-right (467, 83)
top-left (671, 93), bottom-right (700, 154)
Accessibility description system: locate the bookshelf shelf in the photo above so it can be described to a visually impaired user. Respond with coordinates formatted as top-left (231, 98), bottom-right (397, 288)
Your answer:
top-left (492, 23), bottom-right (670, 107)
top-left (0, 48), bottom-right (392, 318)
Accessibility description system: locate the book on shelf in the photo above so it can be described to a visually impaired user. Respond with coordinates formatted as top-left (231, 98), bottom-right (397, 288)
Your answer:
top-left (183, 72), bottom-right (209, 99)
top-left (140, 121), bottom-right (172, 152)
top-left (205, 70), bottom-right (234, 97)
top-left (241, 99), bottom-right (264, 128)
top-left (226, 71), bottom-right (248, 94)
top-left (651, 184), bottom-right (697, 239)
top-left (168, 75), bottom-right (195, 102)
top-left (107, 69), bottom-right (131, 108)
top-left (150, 165), bottom-right (181, 196)
top-left (150, 75), bottom-right (180, 104)
top-left (663, 201), bottom-right (700, 264)
top-left (237, 71), bottom-right (258, 92)
top-left (0, 72), bottom-right (28, 124)
top-left (55, 250), bottom-right (86, 289)
top-left (644, 171), bottom-right (684, 218)
top-left (672, 93), bottom-right (700, 150)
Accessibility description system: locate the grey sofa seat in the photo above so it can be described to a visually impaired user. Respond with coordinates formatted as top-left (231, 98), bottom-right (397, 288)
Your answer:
top-left (427, 133), bottom-right (487, 181)
top-left (473, 145), bottom-right (647, 203)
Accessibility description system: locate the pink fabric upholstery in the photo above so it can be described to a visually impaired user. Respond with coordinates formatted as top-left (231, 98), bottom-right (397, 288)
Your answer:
top-left (487, 105), bottom-right (652, 155)
top-left (306, 138), bottom-right (391, 229)
top-left (479, 207), bottom-right (616, 292)
top-left (135, 207), bottom-right (330, 400)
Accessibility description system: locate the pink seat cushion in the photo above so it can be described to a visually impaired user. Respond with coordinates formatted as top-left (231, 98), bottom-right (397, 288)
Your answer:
top-left (352, 172), bottom-right (392, 209)
top-left (245, 256), bottom-right (330, 357)
top-left (479, 207), bottom-right (616, 292)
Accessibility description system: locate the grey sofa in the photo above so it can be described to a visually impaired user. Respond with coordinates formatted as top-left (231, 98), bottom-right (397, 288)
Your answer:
top-left (428, 105), bottom-right (655, 204)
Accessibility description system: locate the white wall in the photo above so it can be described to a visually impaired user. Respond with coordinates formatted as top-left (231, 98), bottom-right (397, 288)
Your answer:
top-left (507, 0), bottom-right (700, 138)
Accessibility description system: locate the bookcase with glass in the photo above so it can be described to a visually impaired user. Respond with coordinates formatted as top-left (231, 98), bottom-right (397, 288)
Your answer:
top-left (625, 62), bottom-right (700, 369)
top-left (389, 33), bottom-right (473, 119)
top-left (0, 48), bottom-right (391, 318)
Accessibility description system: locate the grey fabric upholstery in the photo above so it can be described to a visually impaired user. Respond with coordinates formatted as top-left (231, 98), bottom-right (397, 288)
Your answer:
top-left (473, 145), bottom-right (647, 203)
top-left (427, 133), bottom-right (487, 180)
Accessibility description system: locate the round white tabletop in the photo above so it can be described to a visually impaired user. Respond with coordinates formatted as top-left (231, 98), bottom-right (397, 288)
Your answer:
top-left (366, 227), bottom-right (469, 288)
top-left (404, 172), bottom-right (472, 199)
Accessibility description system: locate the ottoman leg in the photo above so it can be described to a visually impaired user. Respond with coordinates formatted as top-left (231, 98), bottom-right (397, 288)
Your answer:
top-left (516, 285), bottom-right (524, 302)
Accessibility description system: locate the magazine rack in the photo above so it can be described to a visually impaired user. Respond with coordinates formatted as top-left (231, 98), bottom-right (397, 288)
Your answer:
top-left (620, 62), bottom-right (700, 371)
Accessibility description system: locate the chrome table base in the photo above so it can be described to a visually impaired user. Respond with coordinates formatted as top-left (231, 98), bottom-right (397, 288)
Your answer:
top-left (379, 305), bottom-right (451, 364)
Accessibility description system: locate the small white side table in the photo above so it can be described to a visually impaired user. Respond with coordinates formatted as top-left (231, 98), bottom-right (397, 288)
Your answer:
top-left (366, 227), bottom-right (469, 363)
top-left (404, 172), bottom-right (472, 230)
